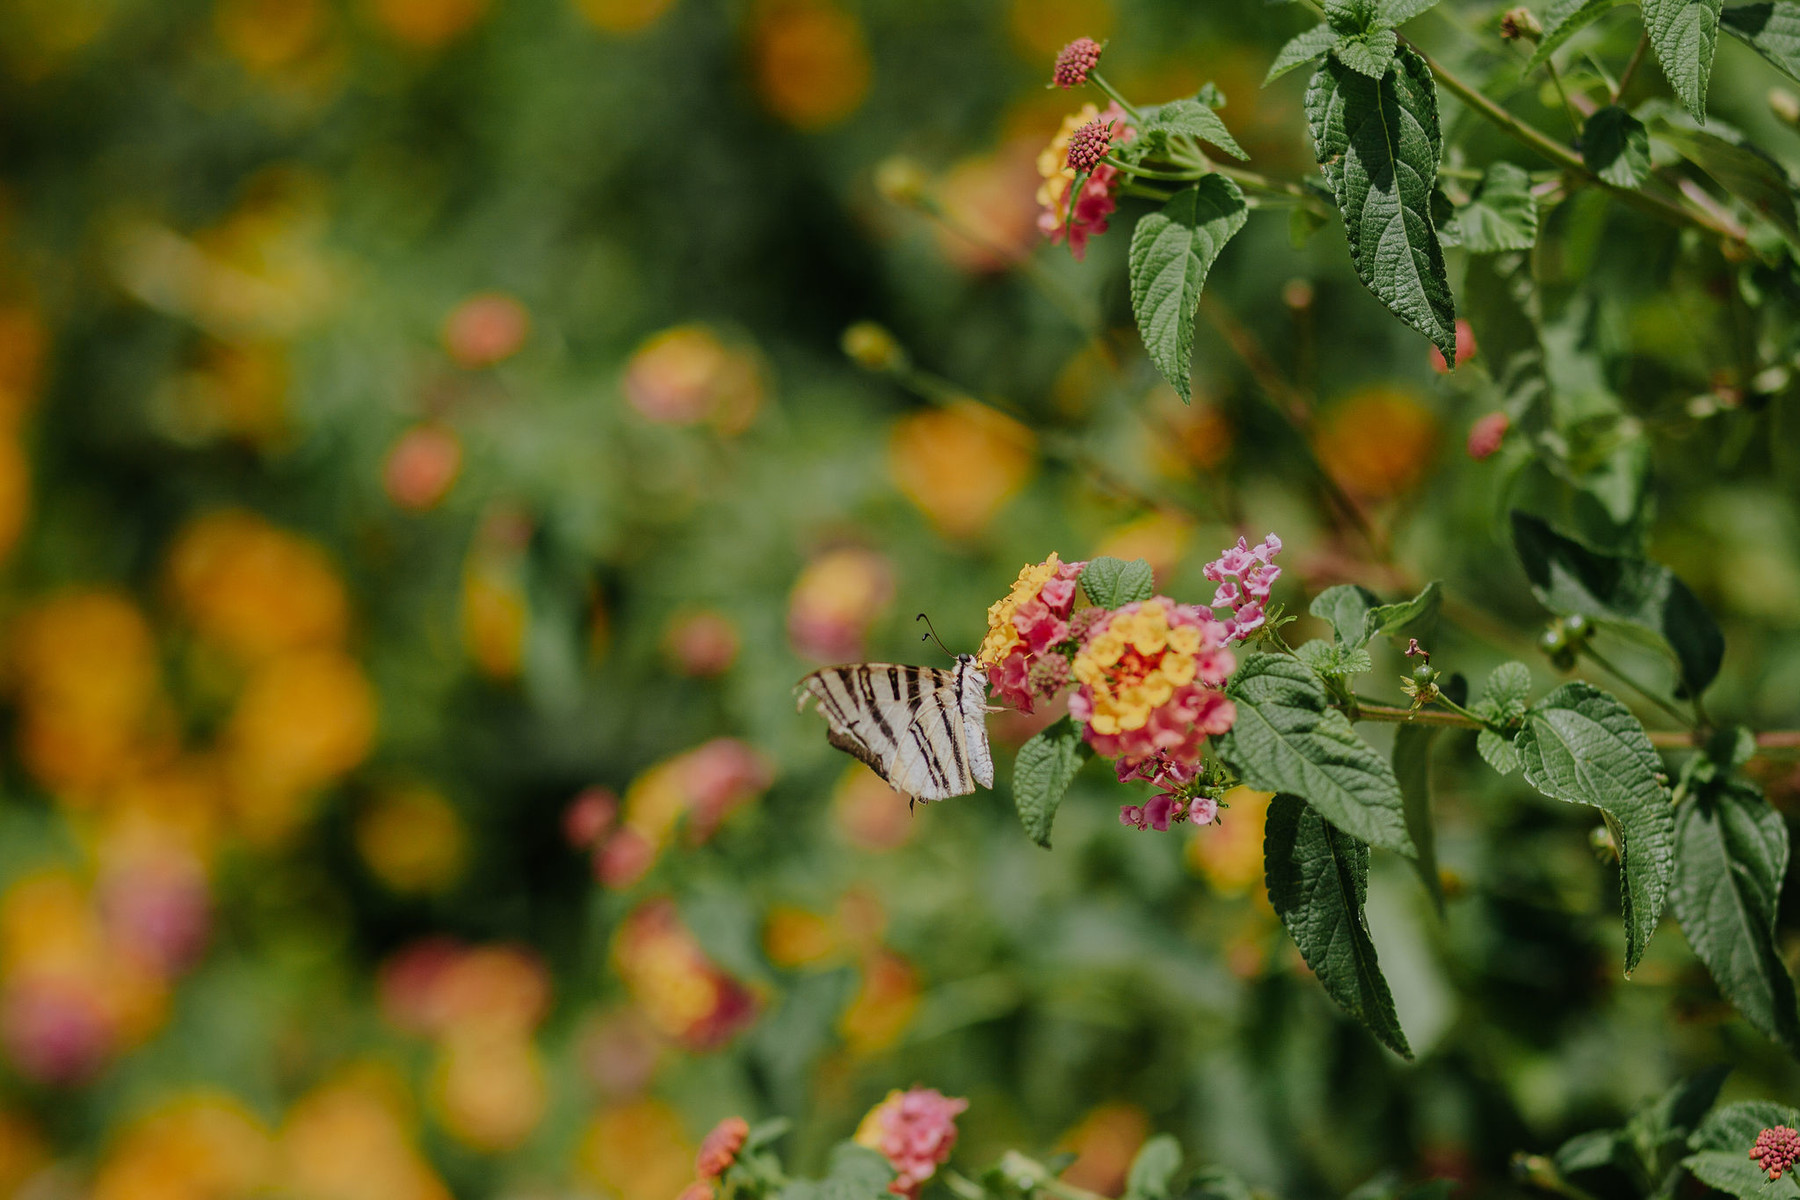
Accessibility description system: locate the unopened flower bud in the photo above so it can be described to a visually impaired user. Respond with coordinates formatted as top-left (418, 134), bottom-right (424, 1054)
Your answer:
top-left (1588, 823), bottom-right (1619, 863)
top-left (1499, 7), bottom-right (1542, 41)
top-left (842, 322), bottom-right (907, 373)
top-left (1467, 410), bottom-right (1510, 459)
top-left (874, 156), bottom-right (929, 207)
top-left (1282, 279), bottom-right (1315, 310)
top-left (1752, 1126), bottom-right (1800, 1182)
top-left (1065, 118), bottom-right (1115, 173)
top-left (1053, 37), bottom-right (1103, 88)
top-left (1772, 88), bottom-right (1800, 127)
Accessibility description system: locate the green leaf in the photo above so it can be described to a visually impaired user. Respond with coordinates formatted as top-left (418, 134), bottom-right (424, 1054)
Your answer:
top-left (1144, 98), bottom-right (1248, 160)
top-left (1393, 724), bottom-right (1443, 912)
top-left (1645, 110), bottom-right (1800, 246)
top-left (1527, 0), bottom-right (1628, 71)
top-left (1324, 0), bottom-right (1383, 34)
top-left (780, 1144), bottom-right (897, 1200)
top-left (1450, 162), bottom-right (1540, 252)
top-left (1582, 106), bottom-right (1652, 186)
top-left (1683, 1152), bottom-right (1800, 1198)
top-left (1515, 682), bottom-right (1676, 973)
top-left (1311, 584), bottom-right (1380, 645)
top-left (1364, 581), bottom-right (1441, 643)
top-left (1267, 24), bottom-right (1338, 83)
top-left (1378, 0), bottom-right (1443, 23)
top-left (1264, 794), bottom-right (1412, 1057)
top-left (1124, 1135), bottom-right (1183, 1200)
top-left (1556, 1129), bottom-right (1625, 1175)
top-left (1473, 663), bottom-right (1532, 775)
top-left (1511, 511), bottom-right (1725, 696)
top-left (1477, 730), bottom-right (1522, 774)
top-left (1013, 716), bottom-right (1092, 849)
top-left (1626, 1067), bottom-right (1733, 1195)
top-left (1184, 1167), bottom-right (1257, 1200)
top-left (1217, 654), bottom-right (1416, 856)
top-left (1672, 781), bottom-right (1800, 1054)
top-left (1128, 177), bottom-right (1250, 401)
top-left (1721, 3), bottom-right (1800, 85)
top-left (1295, 638), bottom-right (1375, 678)
top-left (1334, 29), bottom-right (1400, 77)
top-left (1081, 556), bottom-right (1156, 607)
top-left (1642, 0), bottom-right (1725, 120)
top-left (745, 1118), bottom-right (793, 1153)
top-left (1305, 46), bottom-right (1458, 363)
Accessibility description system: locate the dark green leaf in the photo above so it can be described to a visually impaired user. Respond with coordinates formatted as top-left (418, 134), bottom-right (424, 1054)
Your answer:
top-left (1144, 98), bottom-right (1248, 160)
top-left (1217, 654), bottom-right (1416, 856)
top-left (1128, 178), bottom-right (1250, 401)
top-left (1583, 106), bottom-right (1652, 187)
top-left (1311, 584), bottom-right (1380, 645)
top-left (1626, 1067), bottom-right (1734, 1194)
top-left (1183, 1166), bottom-right (1257, 1200)
top-left (1334, 29), bottom-right (1399, 77)
top-left (1264, 794), bottom-right (1412, 1057)
top-left (1305, 46), bottom-right (1458, 362)
top-left (1721, 3), bottom-right (1800, 85)
top-left (1527, 0), bottom-right (1628, 70)
top-left (1515, 682), bottom-right (1676, 973)
top-left (1013, 716), bottom-right (1092, 849)
top-left (1124, 1135), bottom-right (1183, 1200)
top-left (1451, 162), bottom-right (1540, 252)
top-left (1511, 511), bottom-right (1725, 696)
top-left (1267, 24), bottom-right (1338, 83)
top-left (1081, 556), bottom-right (1157, 607)
top-left (1556, 1129), bottom-right (1625, 1175)
top-left (1393, 725), bottom-right (1443, 912)
top-left (1683, 1152), bottom-right (1800, 1197)
top-left (1377, 0), bottom-right (1443, 23)
top-left (1672, 782), bottom-right (1800, 1053)
top-left (1646, 110), bottom-right (1800, 246)
top-left (1642, 0), bottom-right (1725, 120)
top-left (1364, 581), bottom-right (1441, 643)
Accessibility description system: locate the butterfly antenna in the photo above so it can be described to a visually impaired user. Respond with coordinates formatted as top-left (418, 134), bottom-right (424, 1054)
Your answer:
top-left (915, 612), bottom-right (953, 659)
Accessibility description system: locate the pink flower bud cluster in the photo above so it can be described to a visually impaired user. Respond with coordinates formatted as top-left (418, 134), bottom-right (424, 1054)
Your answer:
top-left (1116, 753), bottom-right (1220, 831)
top-left (854, 1087), bottom-right (969, 1197)
top-left (1065, 117), bottom-right (1116, 173)
top-left (1752, 1125), bottom-right (1800, 1181)
top-left (1052, 37), bottom-right (1102, 88)
top-left (1203, 533), bottom-right (1283, 642)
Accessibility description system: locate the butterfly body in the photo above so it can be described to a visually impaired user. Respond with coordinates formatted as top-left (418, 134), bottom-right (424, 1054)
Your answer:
top-left (796, 654), bottom-right (994, 802)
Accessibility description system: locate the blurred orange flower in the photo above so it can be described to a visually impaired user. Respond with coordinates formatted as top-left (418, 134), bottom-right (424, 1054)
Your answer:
top-left (368, 0), bottom-right (487, 47)
top-left (1092, 511), bottom-right (1193, 584)
top-left (442, 292), bottom-right (529, 368)
top-left (430, 1028), bottom-right (548, 1151)
top-left (90, 1092), bottom-right (272, 1200)
top-left (355, 783), bottom-right (467, 895)
top-left (577, 1098), bottom-right (694, 1200)
top-left (167, 510), bottom-right (349, 663)
top-left (1056, 1103), bottom-right (1150, 1196)
top-left (839, 949), bottom-right (920, 1057)
top-left (281, 1065), bottom-right (451, 1200)
top-left (612, 898), bottom-right (758, 1049)
top-left (1185, 786), bottom-right (1274, 896)
top-left (1313, 386), bottom-right (1440, 500)
top-left (0, 1110), bottom-right (47, 1198)
top-left (622, 325), bottom-right (763, 433)
top-left (787, 546), bottom-right (893, 661)
top-left (763, 905), bottom-right (840, 969)
top-left (1007, 0), bottom-right (1114, 60)
top-left (153, 341), bottom-right (291, 448)
top-left (0, 303), bottom-right (47, 427)
top-left (888, 401), bottom-right (1036, 539)
top-left (383, 422), bottom-right (463, 511)
top-left (932, 143), bottom-right (1043, 273)
top-left (575, 0), bottom-right (677, 34)
top-left (749, 0), bottom-right (871, 130)
top-left (662, 608), bottom-right (741, 677)
top-left (832, 764), bottom-right (916, 852)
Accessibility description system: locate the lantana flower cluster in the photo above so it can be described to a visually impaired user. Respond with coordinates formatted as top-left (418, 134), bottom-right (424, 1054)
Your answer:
top-left (977, 537), bottom-right (1284, 831)
top-left (1036, 102), bottom-right (1134, 260)
top-left (854, 1087), bottom-right (968, 1198)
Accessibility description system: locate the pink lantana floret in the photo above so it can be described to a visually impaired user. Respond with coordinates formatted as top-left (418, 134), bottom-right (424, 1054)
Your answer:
top-left (855, 1087), bottom-right (969, 1198)
top-left (1203, 533), bottom-right (1283, 643)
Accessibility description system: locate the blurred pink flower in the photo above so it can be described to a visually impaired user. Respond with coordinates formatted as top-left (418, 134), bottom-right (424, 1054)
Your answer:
top-left (1, 977), bottom-right (112, 1085)
top-left (854, 1087), bottom-right (969, 1198)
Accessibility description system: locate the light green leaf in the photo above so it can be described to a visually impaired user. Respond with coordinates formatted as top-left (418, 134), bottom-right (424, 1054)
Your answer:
top-left (1264, 794), bottom-right (1412, 1057)
top-left (1185, 1167), bottom-right (1257, 1200)
top-left (1527, 0), bottom-right (1628, 70)
top-left (1511, 511), bottom-right (1724, 696)
top-left (1267, 24), bottom-right (1339, 83)
top-left (1477, 730), bottom-right (1522, 774)
top-left (1080, 556), bottom-right (1156, 608)
top-left (1296, 639), bottom-right (1375, 678)
top-left (1124, 1135), bottom-right (1183, 1200)
top-left (1013, 716), bottom-right (1092, 849)
top-left (1583, 106), bottom-right (1652, 186)
top-left (1128, 177), bottom-right (1249, 401)
top-left (1672, 781), bottom-right (1800, 1054)
top-left (1324, 0), bottom-right (1383, 34)
top-left (1364, 581), bottom-right (1441, 643)
top-left (1144, 98), bottom-right (1248, 160)
top-left (1393, 725), bottom-right (1443, 911)
top-left (780, 1144), bottom-right (897, 1200)
top-left (1515, 682), bottom-right (1676, 973)
top-left (1217, 654), bottom-right (1416, 856)
top-left (1451, 162), bottom-right (1540, 252)
top-left (1643, 0), bottom-right (1725, 120)
top-left (1305, 46), bottom-right (1458, 363)
top-left (1378, 0), bottom-right (1443, 22)
top-left (1556, 1129), bottom-right (1625, 1175)
top-left (1683, 1152), bottom-right (1800, 1198)
top-left (1311, 584), bottom-right (1380, 645)
top-left (1721, 3), bottom-right (1800, 85)
top-left (1480, 661), bottom-right (1535, 718)
top-left (1646, 110), bottom-right (1800, 246)
top-left (1334, 29), bottom-right (1400, 77)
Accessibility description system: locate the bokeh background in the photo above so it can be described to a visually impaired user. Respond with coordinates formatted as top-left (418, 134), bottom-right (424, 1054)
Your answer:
top-left (3, 0), bottom-right (1800, 1197)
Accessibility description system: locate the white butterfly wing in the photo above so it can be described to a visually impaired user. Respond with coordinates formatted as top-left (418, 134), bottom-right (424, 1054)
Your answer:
top-left (797, 662), bottom-right (985, 802)
top-left (956, 655), bottom-right (995, 789)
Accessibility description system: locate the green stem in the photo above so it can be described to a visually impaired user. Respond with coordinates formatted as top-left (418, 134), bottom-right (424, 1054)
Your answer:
top-left (1213, 162), bottom-right (1333, 215)
top-left (1411, 41), bottom-right (1748, 246)
top-left (1613, 31), bottom-right (1651, 103)
top-left (1352, 703), bottom-right (1800, 752)
top-left (1086, 71), bottom-right (1143, 123)
top-left (1101, 154), bottom-right (1204, 182)
top-left (1544, 59), bottom-right (1582, 135)
top-left (1578, 644), bottom-right (1698, 730)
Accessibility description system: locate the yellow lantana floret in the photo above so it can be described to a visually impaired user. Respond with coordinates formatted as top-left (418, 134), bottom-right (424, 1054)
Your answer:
top-left (978, 552), bottom-right (1065, 667)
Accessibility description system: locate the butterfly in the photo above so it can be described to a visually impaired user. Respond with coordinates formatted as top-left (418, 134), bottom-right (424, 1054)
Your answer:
top-left (796, 655), bottom-right (995, 803)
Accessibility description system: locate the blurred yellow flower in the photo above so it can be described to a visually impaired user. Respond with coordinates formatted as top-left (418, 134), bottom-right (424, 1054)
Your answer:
top-left (787, 546), bottom-right (893, 661)
top-left (355, 784), bottom-right (467, 895)
top-left (430, 1029), bottom-right (548, 1152)
top-left (1056, 1103), bottom-right (1150, 1197)
top-left (368, 0), bottom-right (488, 47)
top-left (622, 324), bottom-right (764, 433)
top-left (576, 0), bottom-right (676, 32)
top-left (839, 949), bottom-right (920, 1057)
top-left (0, 0), bottom-right (113, 81)
top-left (433, 944), bottom-right (550, 1036)
top-left (888, 401), bottom-right (1036, 539)
top-left (90, 1092), bottom-right (272, 1200)
top-left (749, 0), bottom-right (871, 130)
top-left (1146, 386), bottom-right (1233, 476)
top-left (763, 905), bottom-right (840, 969)
top-left (612, 898), bottom-right (757, 1048)
top-left (577, 1098), bottom-right (694, 1200)
top-left (214, 0), bottom-right (332, 72)
top-left (932, 144), bottom-right (1042, 274)
top-left (461, 560), bottom-right (529, 681)
top-left (166, 510), bottom-right (349, 663)
top-left (0, 1110), bottom-right (47, 1198)
top-left (0, 429), bottom-right (31, 565)
top-left (153, 341), bottom-right (291, 448)
top-left (1314, 385), bottom-right (1440, 500)
top-left (0, 302), bottom-right (47, 428)
top-left (1093, 511), bottom-right (1193, 584)
top-left (221, 649), bottom-right (377, 844)
top-left (831, 764), bottom-right (915, 852)
top-left (281, 1065), bottom-right (450, 1200)
top-left (1007, 0), bottom-right (1114, 59)
top-left (1185, 786), bottom-right (1274, 895)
